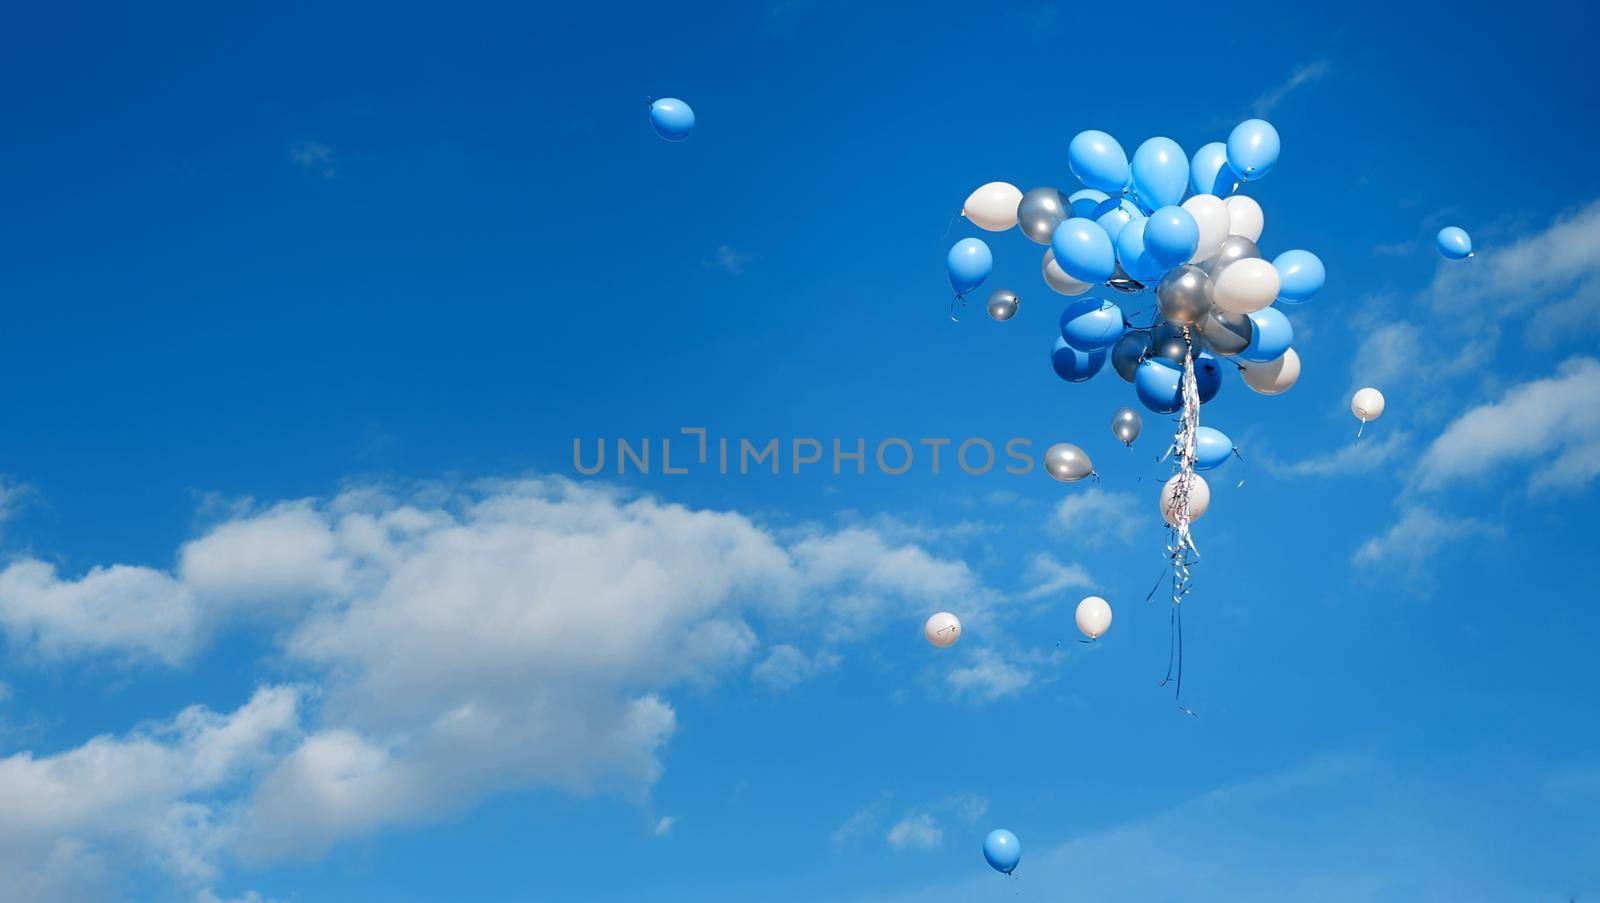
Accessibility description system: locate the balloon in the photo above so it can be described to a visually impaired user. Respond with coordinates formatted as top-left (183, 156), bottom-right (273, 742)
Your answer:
top-left (1052, 336), bottom-right (1107, 383)
top-left (1196, 308), bottom-right (1251, 356)
top-left (1240, 307), bottom-right (1293, 362)
top-left (1068, 130), bottom-right (1129, 194)
top-left (1224, 195), bottom-right (1264, 241)
top-left (1018, 188), bottom-right (1069, 244)
top-left (1067, 188), bottom-right (1110, 220)
top-left (1111, 330), bottom-right (1147, 383)
top-left (1272, 250), bottom-right (1325, 304)
top-left (1200, 234), bottom-right (1261, 277)
top-left (963, 182), bottom-right (1023, 231)
top-left (1240, 348), bottom-right (1300, 395)
top-left (924, 611), bottom-right (961, 648)
top-left (1076, 595), bottom-right (1113, 639)
top-left (1092, 196), bottom-right (1141, 243)
top-left (1194, 349), bottom-right (1223, 403)
top-left (1130, 137), bottom-right (1188, 212)
top-left (1352, 387), bottom-right (1386, 422)
top-left (1156, 265), bottom-right (1213, 325)
top-left (1181, 195), bottom-right (1231, 263)
top-left (947, 238), bottom-right (993, 297)
top-left (1212, 258), bottom-right (1279, 314)
top-left (1115, 217), bottom-right (1164, 282)
top-left (1059, 298), bottom-right (1126, 351)
top-left (648, 98), bottom-right (695, 141)
top-left (1044, 442), bottom-right (1094, 482)
top-left (1437, 226), bottom-right (1473, 259)
top-left (1135, 357), bottom-right (1184, 414)
top-left (1190, 141), bottom-right (1238, 197)
top-left (986, 289), bottom-right (1020, 321)
top-left (1148, 322), bottom-right (1191, 366)
top-left (984, 829), bottom-right (1021, 875)
top-left (1192, 426), bottom-right (1233, 471)
top-left (1144, 206), bottom-right (1200, 268)
top-left (1111, 407), bottom-right (1142, 446)
top-left (1108, 263), bottom-right (1146, 294)
top-left (1042, 250), bottom-right (1093, 296)
top-left (1160, 472), bottom-right (1211, 526)
top-left (1051, 218), bottom-right (1116, 284)
top-left (1226, 119), bottom-right (1280, 181)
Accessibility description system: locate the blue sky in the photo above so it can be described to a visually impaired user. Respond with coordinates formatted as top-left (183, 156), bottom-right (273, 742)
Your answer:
top-left (1, 1), bottom-right (1598, 900)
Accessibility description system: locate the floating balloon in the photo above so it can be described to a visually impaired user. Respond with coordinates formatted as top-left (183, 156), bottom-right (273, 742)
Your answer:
top-left (1192, 426), bottom-right (1233, 471)
top-left (1111, 330), bottom-right (1147, 383)
top-left (1226, 119), bottom-right (1280, 181)
top-left (1060, 298), bottom-right (1126, 351)
top-left (1052, 336), bottom-right (1107, 383)
top-left (1194, 349), bottom-right (1223, 403)
top-left (924, 611), bottom-right (961, 648)
top-left (1144, 206), bottom-right (1200, 268)
top-left (1224, 195), bottom-right (1264, 242)
top-left (1107, 263), bottom-right (1146, 294)
top-left (947, 238), bottom-right (993, 297)
top-left (1067, 188), bottom-right (1110, 220)
top-left (1111, 406), bottom-right (1142, 446)
top-left (1161, 472), bottom-right (1211, 526)
top-left (1042, 250), bottom-right (1092, 296)
top-left (1018, 188), bottom-right (1069, 244)
top-left (1051, 218), bottom-right (1116, 284)
top-left (1190, 141), bottom-right (1238, 197)
top-left (1156, 265), bottom-right (1213, 325)
top-left (963, 182), bottom-right (1024, 231)
top-left (1352, 387), bottom-right (1386, 422)
top-left (1148, 322), bottom-right (1191, 366)
top-left (1092, 196), bottom-right (1141, 243)
top-left (987, 289), bottom-right (1020, 321)
top-left (1135, 357), bottom-right (1183, 414)
top-left (1240, 348), bottom-right (1300, 395)
top-left (1068, 130), bottom-right (1129, 194)
top-left (1044, 442), bottom-right (1094, 482)
top-left (1181, 195), bottom-right (1230, 263)
top-left (648, 98), bottom-right (695, 141)
top-left (1130, 137), bottom-right (1188, 212)
top-left (1240, 307), bottom-right (1293, 362)
top-left (1200, 234), bottom-right (1261, 277)
top-left (984, 829), bottom-right (1021, 875)
top-left (1115, 217), bottom-right (1164, 282)
top-left (1437, 226), bottom-right (1473, 259)
top-left (1076, 595), bottom-right (1113, 639)
top-left (1196, 308), bottom-right (1251, 356)
top-left (1272, 250), bottom-right (1325, 304)
top-left (1212, 257), bottom-right (1279, 314)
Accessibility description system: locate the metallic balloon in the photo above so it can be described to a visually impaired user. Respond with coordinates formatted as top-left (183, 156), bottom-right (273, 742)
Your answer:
top-left (1017, 188), bottom-right (1069, 245)
top-left (1199, 234), bottom-right (1261, 277)
top-left (1111, 330), bottom-right (1148, 383)
top-left (1195, 308), bottom-right (1252, 356)
top-left (1111, 407), bottom-right (1142, 446)
top-left (1155, 265), bottom-right (1213, 325)
top-left (1108, 262), bottom-right (1146, 294)
top-left (1148, 322), bottom-right (1192, 366)
top-left (1044, 442), bottom-right (1094, 483)
top-left (986, 289), bottom-right (1019, 321)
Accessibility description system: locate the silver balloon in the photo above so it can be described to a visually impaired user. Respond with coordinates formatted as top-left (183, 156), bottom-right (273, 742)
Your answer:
top-left (1148, 322), bottom-right (1192, 366)
top-left (1199, 234), bottom-right (1261, 277)
top-left (986, 289), bottom-right (1019, 321)
top-left (1196, 307), bottom-right (1252, 356)
top-left (1108, 262), bottom-right (1146, 294)
top-left (1155, 265), bottom-right (1213, 325)
top-left (1043, 442), bottom-right (1094, 482)
top-left (1111, 407), bottom-right (1142, 446)
top-left (1018, 188), bottom-right (1068, 245)
top-left (1111, 330), bottom-right (1147, 383)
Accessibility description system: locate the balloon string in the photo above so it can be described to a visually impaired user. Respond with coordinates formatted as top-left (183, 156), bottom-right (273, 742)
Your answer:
top-left (1232, 446), bottom-right (1247, 489)
top-left (949, 294), bottom-right (965, 323)
top-left (1356, 417), bottom-right (1367, 440)
top-left (1154, 330), bottom-right (1202, 717)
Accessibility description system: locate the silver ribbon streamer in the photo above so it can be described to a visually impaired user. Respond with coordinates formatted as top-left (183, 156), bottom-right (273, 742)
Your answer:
top-left (1158, 327), bottom-right (1202, 717)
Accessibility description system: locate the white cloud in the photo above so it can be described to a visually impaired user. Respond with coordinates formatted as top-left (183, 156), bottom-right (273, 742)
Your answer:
top-left (1263, 431), bottom-right (1412, 479)
top-left (1251, 59), bottom-right (1329, 117)
top-left (945, 649), bottom-right (1030, 702)
top-left (1052, 488), bottom-right (1141, 548)
top-left (1022, 552), bottom-right (1093, 600)
top-left (751, 644), bottom-right (841, 690)
top-left (1352, 504), bottom-right (1500, 579)
top-left (886, 812), bottom-right (941, 850)
top-left (705, 244), bottom-right (755, 276)
top-left (289, 141), bottom-right (334, 178)
top-left (653, 815), bottom-right (675, 838)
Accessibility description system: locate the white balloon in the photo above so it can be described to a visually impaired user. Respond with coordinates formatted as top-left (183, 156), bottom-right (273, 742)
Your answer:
top-left (1075, 595), bottom-right (1113, 640)
top-left (1212, 257), bottom-right (1280, 314)
top-left (1160, 472), bottom-right (1211, 527)
top-left (963, 182), bottom-right (1023, 232)
top-left (1181, 194), bottom-right (1230, 263)
top-left (1240, 347), bottom-right (1301, 395)
top-left (924, 611), bottom-right (961, 648)
top-left (1042, 249), bottom-right (1092, 296)
top-left (1224, 194), bottom-right (1264, 242)
top-left (1352, 387), bottom-right (1386, 421)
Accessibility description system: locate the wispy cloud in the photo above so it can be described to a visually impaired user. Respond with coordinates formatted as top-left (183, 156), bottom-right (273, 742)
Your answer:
top-left (1352, 504), bottom-right (1501, 586)
top-left (705, 244), bottom-right (756, 276)
top-left (1251, 59), bottom-right (1330, 117)
top-left (1371, 239), bottom-right (1418, 257)
top-left (289, 140), bottom-right (335, 178)
top-left (653, 816), bottom-right (676, 838)
top-left (945, 648), bottom-right (1030, 701)
top-left (1262, 431), bottom-right (1412, 479)
top-left (751, 643), bottom-right (841, 690)
top-left (1022, 552), bottom-right (1093, 600)
top-left (1052, 488), bottom-right (1141, 548)
top-left (885, 794), bottom-right (988, 852)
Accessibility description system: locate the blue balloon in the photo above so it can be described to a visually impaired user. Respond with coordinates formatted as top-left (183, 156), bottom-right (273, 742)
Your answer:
top-left (1226, 119), bottom-right (1280, 181)
top-left (1092, 196), bottom-right (1141, 243)
top-left (1115, 217), bottom-right (1164, 282)
top-left (1052, 336), bottom-right (1107, 383)
top-left (1060, 298), bottom-right (1126, 351)
top-left (1135, 357), bottom-right (1183, 414)
top-left (984, 829), bottom-right (1021, 875)
top-left (1130, 137), bottom-right (1188, 211)
top-left (1190, 141), bottom-right (1238, 197)
top-left (1068, 130), bottom-right (1130, 194)
top-left (1273, 250), bottom-right (1325, 304)
top-left (947, 238), bottom-right (992, 297)
top-left (1143, 206), bottom-right (1199, 267)
top-left (1192, 426), bottom-right (1234, 471)
top-left (1195, 350), bottom-right (1223, 404)
top-left (1437, 226), bottom-right (1473, 259)
top-left (1240, 307), bottom-right (1293, 362)
top-left (1068, 189), bottom-right (1110, 220)
top-left (649, 98), bottom-right (695, 141)
top-left (1051, 218), bottom-right (1116, 284)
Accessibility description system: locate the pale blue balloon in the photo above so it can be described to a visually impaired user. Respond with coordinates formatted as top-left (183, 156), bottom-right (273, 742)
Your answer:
top-left (1115, 217), bottom-right (1164, 282)
top-left (1060, 298), bottom-right (1126, 351)
top-left (1130, 137), bottom-right (1188, 211)
top-left (1135, 357), bottom-right (1183, 414)
top-left (1437, 226), bottom-right (1473, 259)
top-left (1068, 130), bottom-right (1130, 194)
top-left (1052, 336), bottom-right (1107, 383)
top-left (1273, 250), bottom-right (1325, 304)
top-left (1192, 426), bottom-right (1234, 471)
top-left (947, 238), bottom-right (992, 297)
top-left (1051, 218), bottom-right (1116, 284)
top-left (1226, 119), bottom-right (1280, 181)
top-left (649, 98), bottom-right (695, 141)
top-left (1143, 206), bottom-right (1199, 268)
top-left (1190, 141), bottom-right (1237, 197)
top-left (1195, 349), bottom-right (1222, 404)
top-left (1092, 196), bottom-right (1141, 243)
top-left (1068, 189), bottom-right (1110, 220)
top-left (1240, 307), bottom-right (1293, 362)
top-left (984, 829), bottom-right (1021, 875)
